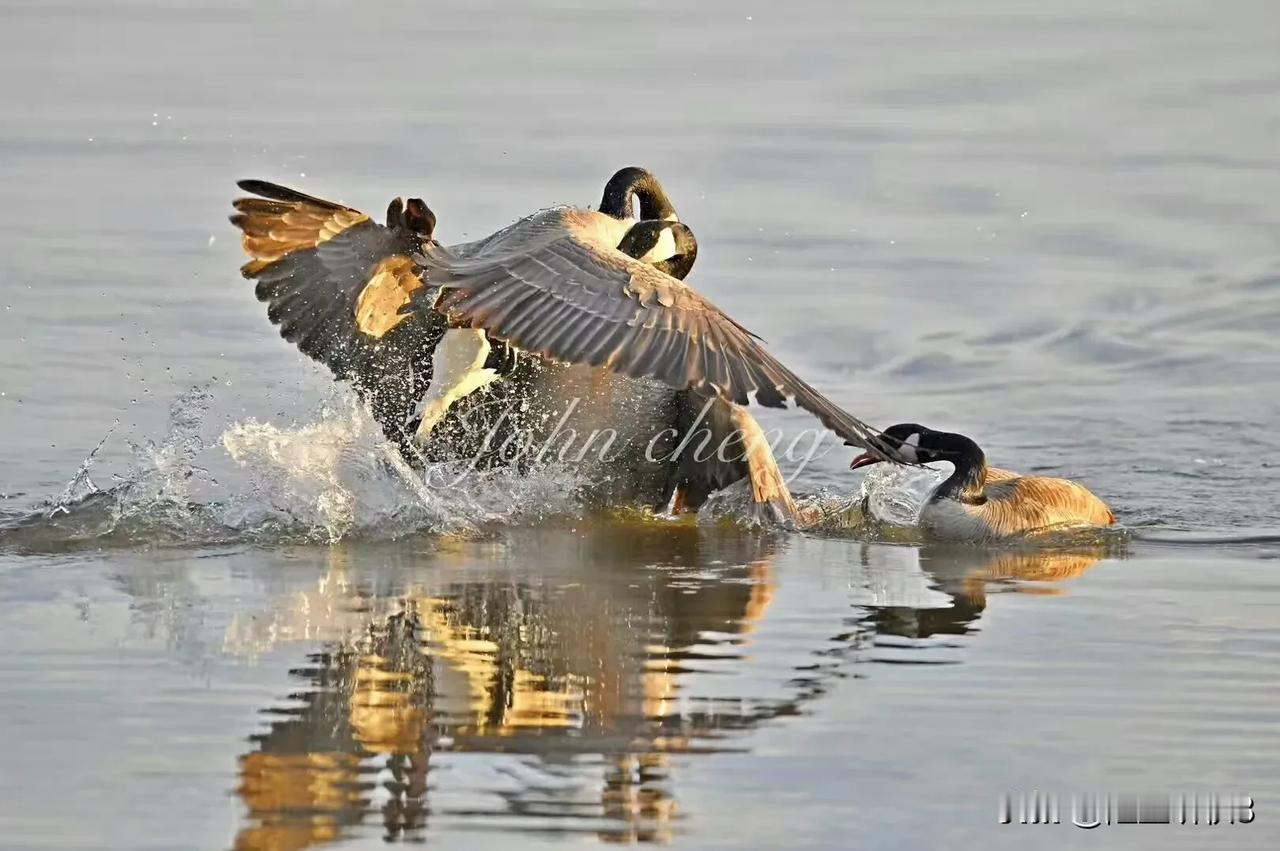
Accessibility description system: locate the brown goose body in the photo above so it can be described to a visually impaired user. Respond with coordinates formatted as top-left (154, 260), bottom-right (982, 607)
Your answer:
top-left (919, 469), bottom-right (1116, 541)
top-left (851, 424), bottom-right (1115, 541)
top-left (227, 171), bottom-right (884, 520)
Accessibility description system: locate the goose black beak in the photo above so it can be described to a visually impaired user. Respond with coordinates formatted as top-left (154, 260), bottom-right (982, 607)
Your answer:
top-left (849, 451), bottom-right (882, 470)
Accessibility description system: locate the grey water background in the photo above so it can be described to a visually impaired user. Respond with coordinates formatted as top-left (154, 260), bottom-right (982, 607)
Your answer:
top-left (2, 1), bottom-right (1279, 849)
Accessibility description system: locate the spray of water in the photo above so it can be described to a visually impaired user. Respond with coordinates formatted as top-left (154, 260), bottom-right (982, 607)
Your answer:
top-left (2, 386), bottom-right (592, 551)
top-left (858, 463), bottom-right (946, 527)
top-left (3, 386), bottom-right (1043, 552)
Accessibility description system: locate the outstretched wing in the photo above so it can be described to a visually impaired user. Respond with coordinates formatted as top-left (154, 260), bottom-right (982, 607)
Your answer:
top-left (230, 180), bottom-right (447, 449)
top-left (416, 208), bottom-right (898, 461)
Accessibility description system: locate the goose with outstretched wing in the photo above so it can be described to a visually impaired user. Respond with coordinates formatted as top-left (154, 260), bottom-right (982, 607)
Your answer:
top-left (410, 209), bottom-right (896, 459)
top-left (230, 169), bottom-right (901, 522)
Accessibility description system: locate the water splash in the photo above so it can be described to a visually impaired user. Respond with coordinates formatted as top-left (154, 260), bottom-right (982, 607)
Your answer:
top-left (0, 386), bottom-right (589, 552)
top-left (116, 383), bottom-right (213, 511)
top-left (47, 425), bottom-right (116, 516)
top-left (1, 386), bottom-right (1137, 553)
top-left (9, 387), bottom-right (1126, 552)
top-left (219, 398), bottom-right (451, 542)
top-left (696, 468), bottom-right (939, 536)
top-left (219, 395), bottom-right (587, 541)
top-left (858, 463), bottom-right (945, 527)
top-left (13, 386), bottom-right (225, 549)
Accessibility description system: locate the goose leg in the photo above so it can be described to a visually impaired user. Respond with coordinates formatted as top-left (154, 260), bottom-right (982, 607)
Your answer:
top-left (413, 328), bottom-right (501, 445)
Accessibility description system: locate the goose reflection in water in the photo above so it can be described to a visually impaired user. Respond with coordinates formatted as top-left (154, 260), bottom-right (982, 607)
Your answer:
top-left (223, 529), bottom-right (1107, 849)
top-left (860, 545), bottom-right (1109, 642)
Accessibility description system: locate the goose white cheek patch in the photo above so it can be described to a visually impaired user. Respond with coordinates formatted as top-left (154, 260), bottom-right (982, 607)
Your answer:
top-left (898, 432), bottom-right (920, 463)
top-left (639, 227), bottom-right (678, 263)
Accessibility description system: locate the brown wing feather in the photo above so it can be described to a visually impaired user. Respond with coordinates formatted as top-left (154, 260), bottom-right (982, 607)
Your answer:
top-left (976, 475), bottom-right (1115, 536)
top-left (418, 209), bottom-right (897, 461)
top-left (229, 180), bottom-right (447, 452)
top-left (667, 393), bottom-right (798, 524)
top-left (726, 403), bottom-right (799, 525)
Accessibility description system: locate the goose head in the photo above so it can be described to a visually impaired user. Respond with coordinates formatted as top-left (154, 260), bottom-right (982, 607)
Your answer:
top-left (386, 196), bottom-right (437, 240)
top-left (600, 167), bottom-right (679, 222)
top-left (850, 423), bottom-right (979, 468)
top-left (616, 220), bottom-right (698, 280)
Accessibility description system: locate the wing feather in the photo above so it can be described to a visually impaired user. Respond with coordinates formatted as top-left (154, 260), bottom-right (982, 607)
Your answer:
top-left (230, 179), bottom-right (447, 452)
top-left (665, 393), bottom-right (798, 524)
top-left (414, 208), bottom-right (897, 459)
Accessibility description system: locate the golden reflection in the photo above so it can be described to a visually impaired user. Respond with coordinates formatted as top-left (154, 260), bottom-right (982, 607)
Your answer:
top-left (600, 753), bottom-right (677, 844)
top-left (960, 549), bottom-right (1106, 601)
top-left (857, 545), bottom-right (1109, 640)
top-left (229, 526), bottom-right (782, 849)
top-left (233, 620), bottom-right (431, 850)
top-left (226, 527), bottom-right (1107, 848)
top-left (234, 752), bottom-right (364, 851)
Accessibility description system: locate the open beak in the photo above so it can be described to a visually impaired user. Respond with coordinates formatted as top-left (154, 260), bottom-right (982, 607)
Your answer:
top-left (849, 452), bottom-right (882, 470)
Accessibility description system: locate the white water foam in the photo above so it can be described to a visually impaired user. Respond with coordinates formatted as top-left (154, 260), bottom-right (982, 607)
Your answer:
top-left (5, 386), bottom-right (589, 549)
top-left (219, 395), bottom-right (587, 541)
top-left (10, 385), bottom-right (957, 551)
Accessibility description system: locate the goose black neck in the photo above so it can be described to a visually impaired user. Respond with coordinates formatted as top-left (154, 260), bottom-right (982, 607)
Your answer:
top-left (655, 253), bottom-right (694, 280)
top-left (929, 432), bottom-right (989, 504)
top-left (600, 167), bottom-right (677, 220)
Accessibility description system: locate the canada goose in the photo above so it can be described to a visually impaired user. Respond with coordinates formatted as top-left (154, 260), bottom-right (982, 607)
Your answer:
top-left (230, 168), bottom-right (899, 519)
top-left (409, 207), bottom-right (893, 455)
top-left (850, 423), bottom-right (1115, 541)
top-left (230, 168), bottom-right (679, 441)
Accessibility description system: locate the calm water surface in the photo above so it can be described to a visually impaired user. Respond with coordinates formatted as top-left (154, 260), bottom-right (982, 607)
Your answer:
top-left (2, 1), bottom-right (1279, 849)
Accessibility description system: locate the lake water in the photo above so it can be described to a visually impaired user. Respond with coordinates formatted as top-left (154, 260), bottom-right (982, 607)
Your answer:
top-left (2, 1), bottom-right (1279, 849)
